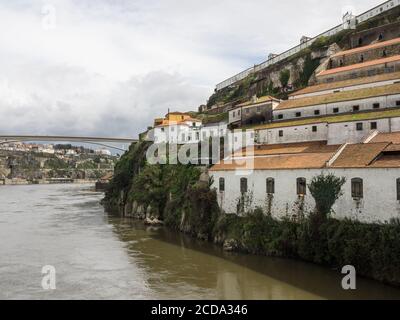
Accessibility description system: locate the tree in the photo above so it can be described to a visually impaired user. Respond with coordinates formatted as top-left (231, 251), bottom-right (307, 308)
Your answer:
top-left (308, 173), bottom-right (346, 218)
top-left (279, 69), bottom-right (290, 88)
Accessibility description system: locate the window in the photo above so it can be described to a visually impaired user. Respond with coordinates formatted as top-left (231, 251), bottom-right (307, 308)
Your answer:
top-left (238, 110), bottom-right (241, 116)
top-left (351, 178), bottom-right (363, 199)
top-left (353, 105), bottom-right (360, 112)
top-left (278, 114), bottom-right (284, 120)
top-left (373, 103), bottom-right (380, 109)
top-left (371, 122), bottom-right (377, 130)
top-left (161, 127), bottom-right (165, 132)
top-left (192, 122), bottom-right (196, 127)
top-left (397, 178), bottom-right (400, 201)
top-left (312, 126), bottom-right (318, 132)
top-left (257, 106), bottom-right (261, 112)
top-left (219, 178), bottom-right (225, 192)
top-left (295, 112), bottom-right (301, 118)
top-left (233, 111), bottom-right (236, 117)
top-left (266, 178), bottom-right (275, 194)
top-left (396, 100), bottom-right (400, 106)
top-left (356, 123), bottom-right (363, 131)
top-left (314, 110), bottom-right (320, 116)
top-left (279, 130), bottom-right (284, 137)
top-left (196, 132), bottom-right (200, 140)
top-left (246, 108), bottom-right (250, 114)
top-left (297, 178), bottom-right (307, 196)
top-left (333, 107), bottom-right (339, 113)
top-left (240, 178), bottom-right (248, 194)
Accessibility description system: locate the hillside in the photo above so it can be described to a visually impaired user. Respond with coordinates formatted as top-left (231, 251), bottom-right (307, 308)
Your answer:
top-left (206, 5), bottom-right (400, 109)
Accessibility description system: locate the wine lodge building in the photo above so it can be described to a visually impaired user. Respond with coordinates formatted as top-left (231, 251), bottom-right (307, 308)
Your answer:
top-left (210, 36), bottom-right (400, 223)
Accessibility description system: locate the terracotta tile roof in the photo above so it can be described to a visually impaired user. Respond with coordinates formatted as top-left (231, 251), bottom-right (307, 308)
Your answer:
top-left (210, 141), bottom-right (339, 171)
top-left (331, 38), bottom-right (400, 58)
top-left (236, 95), bottom-right (279, 108)
top-left (276, 82), bottom-right (400, 111)
top-left (384, 144), bottom-right (400, 152)
top-left (210, 152), bottom-right (334, 171)
top-left (330, 142), bottom-right (390, 168)
top-left (370, 155), bottom-right (400, 168)
top-left (317, 55), bottom-right (400, 77)
top-left (370, 132), bottom-right (400, 144)
top-left (233, 141), bottom-right (339, 157)
top-left (250, 108), bottom-right (400, 131)
top-left (289, 72), bottom-right (400, 97)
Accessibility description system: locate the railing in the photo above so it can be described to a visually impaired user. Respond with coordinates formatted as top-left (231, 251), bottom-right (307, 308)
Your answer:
top-left (215, 0), bottom-right (400, 92)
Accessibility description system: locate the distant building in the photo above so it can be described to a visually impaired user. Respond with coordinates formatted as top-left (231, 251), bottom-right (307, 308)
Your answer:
top-left (228, 95), bottom-right (280, 129)
top-left (153, 112), bottom-right (202, 144)
top-left (95, 148), bottom-right (112, 156)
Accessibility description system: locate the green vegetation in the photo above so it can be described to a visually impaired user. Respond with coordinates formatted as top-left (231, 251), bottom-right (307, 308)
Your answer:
top-left (213, 210), bottom-right (400, 285)
top-left (104, 144), bottom-right (400, 286)
top-left (308, 174), bottom-right (346, 218)
top-left (296, 53), bottom-right (320, 88)
top-left (279, 69), bottom-right (290, 88)
top-left (44, 158), bottom-right (69, 170)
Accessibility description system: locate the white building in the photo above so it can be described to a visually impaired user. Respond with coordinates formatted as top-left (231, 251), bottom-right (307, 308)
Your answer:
top-left (210, 133), bottom-right (400, 223)
top-left (95, 148), bottom-right (112, 156)
top-left (153, 112), bottom-right (202, 144)
top-left (209, 48), bottom-right (400, 223)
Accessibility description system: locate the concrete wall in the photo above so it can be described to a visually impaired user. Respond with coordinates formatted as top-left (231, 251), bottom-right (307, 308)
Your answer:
top-left (330, 42), bottom-right (400, 68)
top-left (211, 168), bottom-right (400, 223)
top-left (257, 116), bottom-right (400, 145)
top-left (258, 123), bottom-right (328, 144)
top-left (289, 78), bottom-right (400, 100)
top-left (317, 61), bottom-right (400, 83)
top-left (275, 94), bottom-right (400, 121)
top-left (200, 122), bottom-right (228, 141)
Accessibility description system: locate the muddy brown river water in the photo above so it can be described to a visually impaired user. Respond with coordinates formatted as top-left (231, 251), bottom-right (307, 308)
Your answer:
top-left (0, 184), bottom-right (399, 299)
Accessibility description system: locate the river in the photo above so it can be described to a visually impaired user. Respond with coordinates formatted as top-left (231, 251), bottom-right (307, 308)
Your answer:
top-left (0, 184), bottom-right (399, 300)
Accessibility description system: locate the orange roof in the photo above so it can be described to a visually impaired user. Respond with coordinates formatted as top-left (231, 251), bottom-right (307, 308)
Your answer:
top-left (331, 38), bottom-right (400, 58)
top-left (155, 117), bottom-right (201, 128)
top-left (210, 153), bottom-right (334, 171)
top-left (236, 95), bottom-right (279, 108)
top-left (276, 82), bottom-right (400, 110)
top-left (210, 141), bottom-right (338, 171)
top-left (330, 142), bottom-right (390, 168)
top-left (370, 155), bottom-right (400, 168)
top-left (371, 132), bottom-right (400, 144)
top-left (289, 72), bottom-right (400, 97)
top-left (317, 55), bottom-right (400, 77)
top-left (233, 141), bottom-right (338, 157)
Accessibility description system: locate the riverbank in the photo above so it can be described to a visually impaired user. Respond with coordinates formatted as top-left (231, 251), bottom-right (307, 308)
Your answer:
top-left (0, 178), bottom-right (97, 186)
top-left (102, 141), bottom-right (400, 288)
top-left (3, 183), bottom-right (400, 299)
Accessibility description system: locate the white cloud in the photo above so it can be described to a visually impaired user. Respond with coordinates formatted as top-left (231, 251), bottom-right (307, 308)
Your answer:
top-left (0, 0), bottom-right (382, 137)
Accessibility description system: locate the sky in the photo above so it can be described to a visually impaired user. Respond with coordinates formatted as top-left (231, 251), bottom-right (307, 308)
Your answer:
top-left (0, 0), bottom-right (383, 138)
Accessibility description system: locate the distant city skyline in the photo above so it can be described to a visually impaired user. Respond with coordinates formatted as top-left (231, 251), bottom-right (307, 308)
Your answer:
top-left (0, 0), bottom-right (383, 138)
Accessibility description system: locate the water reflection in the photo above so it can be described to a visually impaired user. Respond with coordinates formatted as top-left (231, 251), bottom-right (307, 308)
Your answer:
top-left (0, 184), bottom-right (399, 300)
top-left (107, 216), bottom-right (400, 300)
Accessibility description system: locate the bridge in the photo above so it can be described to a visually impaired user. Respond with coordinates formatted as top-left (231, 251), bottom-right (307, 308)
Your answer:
top-left (0, 135), bottom-right (138, 151)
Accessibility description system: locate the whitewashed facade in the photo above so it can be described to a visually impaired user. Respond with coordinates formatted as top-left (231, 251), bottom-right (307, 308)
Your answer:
top-left (211, 168), bottom-right (400, 223)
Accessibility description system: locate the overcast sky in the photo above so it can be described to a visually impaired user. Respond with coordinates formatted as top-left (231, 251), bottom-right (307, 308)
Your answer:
top-left (0, 0), bottom-right (383, 138)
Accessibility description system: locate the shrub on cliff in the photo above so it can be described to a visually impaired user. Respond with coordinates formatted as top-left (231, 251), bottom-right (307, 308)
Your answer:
top-left (308, 173), bottom-right (346, 218)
